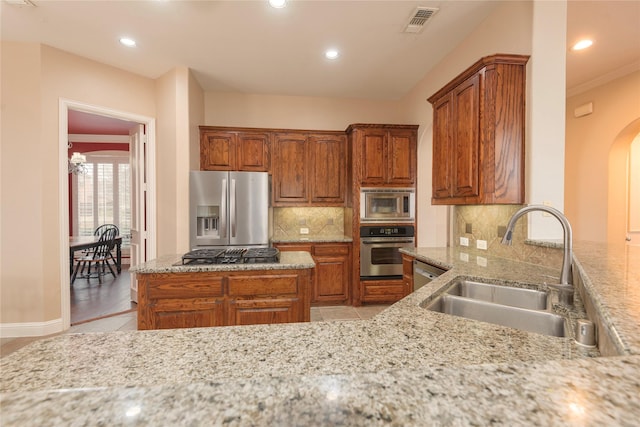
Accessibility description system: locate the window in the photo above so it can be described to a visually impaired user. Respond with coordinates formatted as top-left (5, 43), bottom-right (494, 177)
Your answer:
top-left (72, 150), bottom-right (131, 248)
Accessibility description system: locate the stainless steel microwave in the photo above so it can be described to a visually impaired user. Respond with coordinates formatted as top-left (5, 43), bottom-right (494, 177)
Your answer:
top-left (360, 188), bottom-right (415, 222)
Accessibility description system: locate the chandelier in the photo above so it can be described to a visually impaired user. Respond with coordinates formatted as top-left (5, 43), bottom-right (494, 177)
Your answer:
top-left (68, 142), bottom-right (87, 175)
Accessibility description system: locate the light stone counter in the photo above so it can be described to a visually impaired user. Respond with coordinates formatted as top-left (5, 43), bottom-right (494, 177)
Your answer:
top-left (270, 234), bottom-right (353, 243)
top-left (129, 251), bottom-right (316, 274)
top-left (1, 242), bottom-right (639, 425)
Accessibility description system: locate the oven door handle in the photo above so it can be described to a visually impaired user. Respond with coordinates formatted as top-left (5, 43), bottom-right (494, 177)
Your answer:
top-left (361, 239), bottom-right (414, 244)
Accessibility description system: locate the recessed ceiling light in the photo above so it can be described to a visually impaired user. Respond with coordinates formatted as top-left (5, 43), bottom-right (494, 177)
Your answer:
top-left (119, 37), bottom-right (137, 47)
top-left (325, 49), bottom-right (339, 60)
top-left (269, 0), bottom-right (286, 8)
top-left (571, 39), bottom-right (593, 51)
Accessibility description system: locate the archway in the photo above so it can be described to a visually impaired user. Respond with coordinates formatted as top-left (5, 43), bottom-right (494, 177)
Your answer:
top-left (608, 118), bottom-right (640, 244)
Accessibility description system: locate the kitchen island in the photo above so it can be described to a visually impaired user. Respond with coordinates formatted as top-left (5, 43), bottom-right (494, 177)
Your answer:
top-left (132, 251), bottom-right (316, 330)
top-left (1, 242), bottom-right (639, 425)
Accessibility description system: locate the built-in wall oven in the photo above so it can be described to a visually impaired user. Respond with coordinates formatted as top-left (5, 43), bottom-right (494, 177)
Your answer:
top-left (360, 225), bottom-right (415, 279)
top-left (360, 188), bottom-right (415, 223)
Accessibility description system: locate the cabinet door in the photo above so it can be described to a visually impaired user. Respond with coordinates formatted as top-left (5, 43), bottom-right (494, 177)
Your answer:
top-left (432, 94), bottom-right (454, 198)
top-left (200, 131), bottom-right (236, 171)
top-left (360, 129), bottom-right (387, 185)
top-left (387, 129), bottom-right (416, 185)
top-left (309, 134), bottom-right (346, 205)
top-left (273, 133), bottom-right (308, 204)
top-left (147, 298), bottom-right (225, 330)
top-left (452, 73), bottom-right (480, 199)
top-left (236, 132), bottom-right (270, 172)
top-left (313, 244), bottom-right (350, 304)
top-left (228, 298), bottom-right (300, 325)
top-left (402, 255), bottom-right (414, 296)
top-left (361, 279), bottom-right (405, 304)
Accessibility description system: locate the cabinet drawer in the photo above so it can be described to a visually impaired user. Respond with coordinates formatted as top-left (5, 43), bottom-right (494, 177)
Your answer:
top-left (313, 244), bottom-right (349, 256)
top-left (145, 274), bottom-right (224, 299)
top-left (228, 274), bottom-right (298, 296)
top-left (274, 244), bottom-right (313, 253)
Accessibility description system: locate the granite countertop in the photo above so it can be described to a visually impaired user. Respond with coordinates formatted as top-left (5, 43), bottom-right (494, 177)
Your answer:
top-left (270, 234), bottom-right (353, 243)
top-left (129, 251), bottom-right (315, 274)
top-left (2, 242), bottom-right (639, 425)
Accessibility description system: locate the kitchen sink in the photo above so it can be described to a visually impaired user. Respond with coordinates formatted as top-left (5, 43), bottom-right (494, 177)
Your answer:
top-left (427, 295), bottom-right (566, 337)
top-left (444, 279), bottom-right (548, 310)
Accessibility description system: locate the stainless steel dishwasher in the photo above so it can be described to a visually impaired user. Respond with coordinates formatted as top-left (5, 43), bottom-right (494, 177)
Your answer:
top-left (413, 260), bottom-right (447, 291)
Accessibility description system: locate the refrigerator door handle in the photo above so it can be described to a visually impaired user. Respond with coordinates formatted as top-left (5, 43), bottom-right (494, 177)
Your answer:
top-left (221, 179), bottom-right (227, 238)
top-left (230, 178), bottom-right (237, 238)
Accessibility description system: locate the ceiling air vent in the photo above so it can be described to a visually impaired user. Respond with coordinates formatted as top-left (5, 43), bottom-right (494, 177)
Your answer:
top-left (403, 7), bottom-right (439, 33)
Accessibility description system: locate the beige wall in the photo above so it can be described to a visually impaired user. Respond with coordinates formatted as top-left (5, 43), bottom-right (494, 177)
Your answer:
top-left (1, 42), bottom-right (157, 328)
top-left (156, 68), bottom-right (205, 255)
top-left (203, 1), bottom-right (541, 249)
top-left (204, 92), bottom-right (408, 131)
top-left (1, 43), bottom-right (45, 324)
top-left (1, 0), bottom-right (572, 332)
top-left (402, 0), bottom-right (535, 247)
top-left (565, 71), bottom-right (640, 243)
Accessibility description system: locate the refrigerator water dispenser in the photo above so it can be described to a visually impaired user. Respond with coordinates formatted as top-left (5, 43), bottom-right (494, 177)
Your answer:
top-left (196, 205), bottom-right (220, 238)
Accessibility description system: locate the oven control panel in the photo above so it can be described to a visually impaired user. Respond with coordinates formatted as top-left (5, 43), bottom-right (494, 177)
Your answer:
top-left (360, 225), bottom-right (414, 238)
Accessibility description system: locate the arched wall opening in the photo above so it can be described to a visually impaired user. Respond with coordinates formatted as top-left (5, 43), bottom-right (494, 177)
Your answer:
top-left (608, 118), bottom-right (640, 244)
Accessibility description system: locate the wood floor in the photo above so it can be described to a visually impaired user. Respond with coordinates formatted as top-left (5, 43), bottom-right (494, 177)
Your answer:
top-left (71, 266), bottom-right (136, 325)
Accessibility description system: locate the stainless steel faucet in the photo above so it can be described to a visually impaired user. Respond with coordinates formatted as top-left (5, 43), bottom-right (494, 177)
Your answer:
top-left (501, 204), bottom-right (574, 289)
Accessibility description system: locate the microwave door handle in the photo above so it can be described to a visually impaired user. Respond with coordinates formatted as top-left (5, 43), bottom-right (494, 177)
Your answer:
top-left (230, 178), bottom-right (236, 238)
top-left (220, 179), bottom-right (227, 238)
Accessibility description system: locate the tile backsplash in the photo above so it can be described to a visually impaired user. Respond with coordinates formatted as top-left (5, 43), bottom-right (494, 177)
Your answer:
top-left (454, 205), bottom-right (563, 270)
top-left (272, 207), bottom-right (348, 238)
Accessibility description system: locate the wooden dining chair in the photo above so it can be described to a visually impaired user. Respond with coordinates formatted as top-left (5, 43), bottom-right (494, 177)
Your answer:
top-left (93, 224), bottom-right (119, 270)
top-left (71, 227), bottom-right (118, 284)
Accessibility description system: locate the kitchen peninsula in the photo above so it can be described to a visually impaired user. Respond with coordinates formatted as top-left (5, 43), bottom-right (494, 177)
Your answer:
top-left (1, 242), bottom-right (639, 425)
top-left (132, 251), bottom-right (315, 329)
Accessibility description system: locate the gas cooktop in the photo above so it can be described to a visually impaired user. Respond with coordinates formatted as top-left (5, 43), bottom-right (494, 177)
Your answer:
top-left (181, 248), bottom-right (280, 265)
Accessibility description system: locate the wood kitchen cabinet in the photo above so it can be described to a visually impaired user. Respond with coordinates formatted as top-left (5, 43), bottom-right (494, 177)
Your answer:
top-left (402, 254), bottom-right (414, 295)
top-left (428, 54), bottom-right (529, 205)
top-left (137, 268), bottom-right (311, 330)
top-left (199, 126), bottom-right (270, 172)
top-left (347, 124), bottom-right (418, 187)
top-left (274, 242), bottom-right (351, 305)
top-left (138, 272), bottom-right (226, 330)
top-left (272, 131), bottom-right (347, 206)
top-left (227, 273), bottom-right (303, 325)
top-left (361, 279), bottom-right (406, 304)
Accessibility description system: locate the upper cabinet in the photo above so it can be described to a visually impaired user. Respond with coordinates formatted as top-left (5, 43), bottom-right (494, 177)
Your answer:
top-left (308, 133), bottom-right (347, 205)
top-left (347, 124), bottom-right (418, 187)
top-left (272, 131), bottom-right (347, 206)
top-left (428, 54), bottom-right (529, 205)
top-left (200, 126), bottom-right (270, 172)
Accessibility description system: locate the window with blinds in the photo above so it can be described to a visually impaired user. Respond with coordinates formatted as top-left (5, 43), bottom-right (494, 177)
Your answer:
top-left (72, 151), bottom-right (131, 248)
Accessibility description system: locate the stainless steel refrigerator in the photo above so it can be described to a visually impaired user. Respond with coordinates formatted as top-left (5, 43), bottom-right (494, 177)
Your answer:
top-left (190, 171), bottom-right (270, 249)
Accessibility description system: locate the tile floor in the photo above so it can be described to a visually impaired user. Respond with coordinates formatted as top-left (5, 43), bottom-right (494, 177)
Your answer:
top-left (0, 305), bottom-right (389, 358)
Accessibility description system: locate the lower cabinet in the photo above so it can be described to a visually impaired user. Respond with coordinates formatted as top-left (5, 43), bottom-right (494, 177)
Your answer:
top-left (227, 273), bottom-right (303, 325)
top-left (137, 269), bottom-right (311, 330)
top-left (402, 254), bottom-right (414, 295)
top-left (229, 298), bottom-right (300, 326)
top-left (360, 279), bottom-right (406, 304)
top-left (149, 298), bottom-right (225, 330)
top-left (274, 242), bottom-right (351, 305)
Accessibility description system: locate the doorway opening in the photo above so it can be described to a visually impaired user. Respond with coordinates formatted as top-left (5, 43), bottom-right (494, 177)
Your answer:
top-left (607, 118), bottom-right (640, 245)
top-left (59, 99), bottom-right (156, 330)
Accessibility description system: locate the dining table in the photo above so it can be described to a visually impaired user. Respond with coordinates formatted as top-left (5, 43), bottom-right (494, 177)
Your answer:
top-left (69, 235), bottom-right (123, 275)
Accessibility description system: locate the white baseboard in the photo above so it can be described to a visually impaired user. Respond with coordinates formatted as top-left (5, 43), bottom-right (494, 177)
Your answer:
top-left (0, 318), bottom-right (64, 338)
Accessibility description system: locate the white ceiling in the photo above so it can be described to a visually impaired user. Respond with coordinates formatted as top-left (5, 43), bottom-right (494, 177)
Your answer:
top-left (2, 0), bottom-right (639, 102)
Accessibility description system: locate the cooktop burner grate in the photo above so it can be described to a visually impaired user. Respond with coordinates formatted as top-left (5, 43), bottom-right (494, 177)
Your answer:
top-left (181, 247), bottom-right (280, 265)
